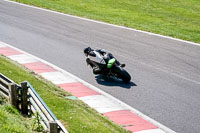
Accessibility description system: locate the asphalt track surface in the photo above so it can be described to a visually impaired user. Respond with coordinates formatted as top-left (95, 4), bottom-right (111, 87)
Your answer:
top-left (0, 1), bottom-right (200, 133)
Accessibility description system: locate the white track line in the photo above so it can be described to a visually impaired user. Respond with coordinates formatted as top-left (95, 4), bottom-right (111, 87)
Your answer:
top-left (3, 0), bottom-right (200, 47)
top-left (135, 129), bottom-right (166, 133)
top-left (0, 42), bottom-right (7, 47)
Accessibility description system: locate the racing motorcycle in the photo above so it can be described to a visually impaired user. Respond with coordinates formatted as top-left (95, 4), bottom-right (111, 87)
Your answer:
top-left (85, 50), bottom-right (131, 82)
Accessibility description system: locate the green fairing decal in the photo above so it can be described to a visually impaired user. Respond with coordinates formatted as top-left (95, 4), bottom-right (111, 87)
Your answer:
top-left (107, 58), bottom-right (116, 68)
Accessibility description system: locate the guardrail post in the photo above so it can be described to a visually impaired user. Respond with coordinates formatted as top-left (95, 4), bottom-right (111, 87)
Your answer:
top-left (8, 83), bottom-right (18, 109)
top-left (49, 121), bottom-right (59, 133)
top-left (21, 81), bottom-right (28, 115)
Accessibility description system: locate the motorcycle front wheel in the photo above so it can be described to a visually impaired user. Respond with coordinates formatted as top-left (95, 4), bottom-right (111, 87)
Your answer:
top-left (112, 66), bottom-right (131, 82)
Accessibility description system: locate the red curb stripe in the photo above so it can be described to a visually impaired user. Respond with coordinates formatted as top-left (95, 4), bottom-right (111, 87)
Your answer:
top-left (103, 110), bottom-right (157, 132)
top-left (24, 62), bottom-right (57, 73)
top-left (0, 47), bottom-right (22, 56)
top-left (58, 82), bottom-right (100, 97)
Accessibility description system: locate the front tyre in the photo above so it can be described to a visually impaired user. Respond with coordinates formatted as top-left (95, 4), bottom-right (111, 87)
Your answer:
top-left (112, 66), bottom-right (131, 82)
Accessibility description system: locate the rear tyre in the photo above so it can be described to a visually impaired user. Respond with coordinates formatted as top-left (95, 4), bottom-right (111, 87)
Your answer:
top-left (112, 66), bottom-right (131, 82)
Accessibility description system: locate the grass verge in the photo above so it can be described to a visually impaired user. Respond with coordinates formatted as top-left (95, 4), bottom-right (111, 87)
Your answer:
top-left (0, 95), bottom-right (33, 133)
top-left (0, 55), bottom-right (129, 133)
top-left (13, 0), bottom-right (200, 44)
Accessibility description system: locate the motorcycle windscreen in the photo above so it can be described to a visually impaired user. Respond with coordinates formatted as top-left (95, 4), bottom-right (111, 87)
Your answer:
top-left (107, 58), bottom-right (116, 68)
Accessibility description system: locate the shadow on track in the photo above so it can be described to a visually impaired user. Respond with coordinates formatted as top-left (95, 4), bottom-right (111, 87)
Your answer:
top-left (95, 75), bottom-right (137, 89)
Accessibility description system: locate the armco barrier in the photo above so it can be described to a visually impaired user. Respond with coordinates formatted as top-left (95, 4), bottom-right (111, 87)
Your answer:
top-left (0, 73), bottom-right (13, 98)
top-left (0, 73), bottom-right (68, 133)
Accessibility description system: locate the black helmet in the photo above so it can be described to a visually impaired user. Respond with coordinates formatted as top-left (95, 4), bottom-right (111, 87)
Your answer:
top-left (84, 47), bottom-right (92, 56)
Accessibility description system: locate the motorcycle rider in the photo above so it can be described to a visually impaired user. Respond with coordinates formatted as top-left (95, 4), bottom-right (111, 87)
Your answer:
top-left (83, 47), bottom-right (125, 75)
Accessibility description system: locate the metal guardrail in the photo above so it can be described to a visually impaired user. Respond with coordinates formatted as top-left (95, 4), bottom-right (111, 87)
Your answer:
top-left (28, 82), bottom-right (68, 133)
top-left (0, 73), bottom-right (68, 133)
top-left (0, 73), bottom-right (13, 97)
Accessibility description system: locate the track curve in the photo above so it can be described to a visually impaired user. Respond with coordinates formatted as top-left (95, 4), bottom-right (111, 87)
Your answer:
top-left (0, 1), bottom-right (200, 132)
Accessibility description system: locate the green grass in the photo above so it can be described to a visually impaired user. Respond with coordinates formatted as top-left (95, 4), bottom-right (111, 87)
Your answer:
top-left (13, 0), bottom-right (200, 44)
top-left (0, 95), bottom-right (33, 133)
top-left (0, 55), bottom-right (129, 133)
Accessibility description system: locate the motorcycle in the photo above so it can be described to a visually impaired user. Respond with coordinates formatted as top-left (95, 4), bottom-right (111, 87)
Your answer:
top-left (85, 50), bottom-right (131, 82)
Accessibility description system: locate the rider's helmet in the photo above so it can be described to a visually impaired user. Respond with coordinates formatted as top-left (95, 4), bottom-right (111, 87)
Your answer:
top-left (84, 47), bottom-right (92, 56)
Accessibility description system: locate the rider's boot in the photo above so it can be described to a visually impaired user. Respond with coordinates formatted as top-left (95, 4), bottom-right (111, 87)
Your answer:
top-left (120, 64), bottom-right (125, 68)
top-left (115, 59), bottom-right (125, 68)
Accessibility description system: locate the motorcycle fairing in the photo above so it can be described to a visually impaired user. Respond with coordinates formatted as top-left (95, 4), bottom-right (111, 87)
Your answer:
top-left (107, 58), bottom-right (116, 68)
